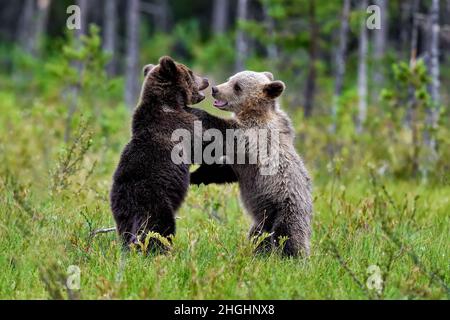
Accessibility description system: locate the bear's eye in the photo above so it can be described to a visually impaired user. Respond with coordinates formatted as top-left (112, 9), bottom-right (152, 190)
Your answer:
top-left (234, 82), bottom-right (242, 93)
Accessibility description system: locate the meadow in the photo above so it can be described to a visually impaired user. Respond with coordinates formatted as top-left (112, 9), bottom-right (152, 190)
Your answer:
top-left (0, 49), bottom-right (448, 299)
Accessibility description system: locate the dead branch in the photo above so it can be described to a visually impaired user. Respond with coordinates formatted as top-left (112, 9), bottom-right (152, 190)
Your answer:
top-left (89, 227), bottom-right (116, 238)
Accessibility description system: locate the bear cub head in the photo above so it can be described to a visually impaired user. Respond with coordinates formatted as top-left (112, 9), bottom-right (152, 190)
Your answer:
top-left (211, 71), bottom-right (285, 114)
top-left (141, 56), bottom-right (209, 107)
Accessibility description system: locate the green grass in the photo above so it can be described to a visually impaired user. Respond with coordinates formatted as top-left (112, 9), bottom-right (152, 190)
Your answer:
top-left (1, 158), bottom-right (448, 299)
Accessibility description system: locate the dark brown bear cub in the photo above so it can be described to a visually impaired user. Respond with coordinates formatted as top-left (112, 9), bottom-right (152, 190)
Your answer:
top-left (110, 56), bottom-right (209, 251)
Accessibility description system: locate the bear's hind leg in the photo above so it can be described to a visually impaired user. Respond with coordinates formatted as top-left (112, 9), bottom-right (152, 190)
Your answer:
top-left (271, 213), bottom-right (311, 257)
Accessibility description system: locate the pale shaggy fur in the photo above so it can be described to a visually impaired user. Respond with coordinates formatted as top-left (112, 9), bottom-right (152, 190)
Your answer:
top-left (189, 71), bottom-right (313, 256)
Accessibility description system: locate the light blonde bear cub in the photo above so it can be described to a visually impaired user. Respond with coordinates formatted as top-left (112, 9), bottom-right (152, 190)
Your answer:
top-left (188, 71), bottom-right (312, 257)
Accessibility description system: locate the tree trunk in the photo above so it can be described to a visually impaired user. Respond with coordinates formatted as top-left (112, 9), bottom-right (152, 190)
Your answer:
top-left (405, 0), bottom-right (420, 129)
top-left (423, 0), bottom-right (440, 179)
top-left (65, 0), bottom-right (88, 143)
top-left (29, 0), bottom-right (51, 56)
top-left (428, 0), bottom-right (441, 109)
top-left (357, 0), bottom-right (368, 133)
top-left (235, 0), bottom-right (248, 72)
top-left (410, 0), bottom-right (421, 66)
top-left (407, 0), bottom-right (421, 175)
top-left (399, 1), bottom-right (411, 59)
top-left (212, 0), bottom-right (229, 34)
top-left (75, 0), bottom-right (88, 40)
top-left (124, 0), bottom-right (140, 110)
top-left (303, 0), bottom-right (318, 118)
top-left (331, 0), bottom-right (351, 132)
top-left (103, 0), bottom-right (117, 75)
top-left (18, 0), bottom-right (35, 54)
top-left (372, 0), bottom-right (387, 102)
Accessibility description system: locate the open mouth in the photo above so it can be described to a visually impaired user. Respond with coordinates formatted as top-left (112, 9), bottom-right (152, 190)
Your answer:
top-left (213, 100), bottom-right (228, 109)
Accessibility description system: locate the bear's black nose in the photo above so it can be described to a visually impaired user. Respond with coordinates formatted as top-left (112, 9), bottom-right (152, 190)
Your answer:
top-left (212, 86), bottom-right (218, 95)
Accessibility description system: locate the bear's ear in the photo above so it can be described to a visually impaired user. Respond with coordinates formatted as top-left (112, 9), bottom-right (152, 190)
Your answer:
top-left (263, 80), bottom-right (285, 99)
top-left (143, 64), bottom-right (155, 77)
top-left (262, 72), bottom-right (274, 81)
top-left (159, 56), bottom-right (177, 79)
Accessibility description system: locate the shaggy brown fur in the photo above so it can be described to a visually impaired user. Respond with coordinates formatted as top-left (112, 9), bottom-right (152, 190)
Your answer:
top-left (189, 71), bottom-right (312, 257)
top-left (110, 56), bottom-right (209, 251)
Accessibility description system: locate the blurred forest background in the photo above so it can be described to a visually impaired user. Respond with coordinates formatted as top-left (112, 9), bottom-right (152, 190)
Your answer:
top-left (0, 0), bottom-right (449, 299)
top-left (1, 0), bottom-right (449, 181)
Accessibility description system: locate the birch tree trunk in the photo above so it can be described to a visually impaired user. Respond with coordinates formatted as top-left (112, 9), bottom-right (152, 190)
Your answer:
top-left (372, 0), bottom-right (387, 101)
top-left (103, 0), bottom-right (117, 75)
top-left (235, 0), bottom-right (248, 72)
top-left (125, 0), bottom-right (140, 110)
top-left (423, 0), bottom-right (440, 179)
top-left (303, 0), bottom-right (318, 118)
top-left (357, 0), bottom-right (368, 133)
top-left (408, 0), bottom-right (421, 175)
top-left (331, 0), bottom-right (351, 132)
top-left (212, 0), bottom-right (229, 34)
top-left (428, 0), bottom-right (441, 111)
top-left (406, 0), bottom-right (420, 125)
